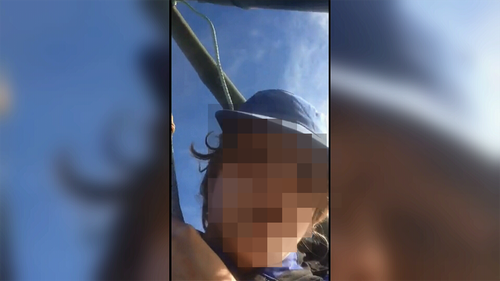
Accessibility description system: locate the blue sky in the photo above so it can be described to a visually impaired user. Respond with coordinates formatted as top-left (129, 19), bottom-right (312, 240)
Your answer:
top-left (0, 1), bottom-right (328, 279)
top-left (171, 2), bottom-right (328, 231)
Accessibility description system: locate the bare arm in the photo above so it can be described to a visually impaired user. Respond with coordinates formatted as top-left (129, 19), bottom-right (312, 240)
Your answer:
top-left (171, 219), bottom-right (237, 281)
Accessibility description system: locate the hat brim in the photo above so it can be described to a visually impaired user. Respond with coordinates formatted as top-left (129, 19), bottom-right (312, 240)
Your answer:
top-left (215, 109), bottom-right (328, 149)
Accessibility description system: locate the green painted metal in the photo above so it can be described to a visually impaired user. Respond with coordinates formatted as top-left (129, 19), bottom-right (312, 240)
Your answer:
top-left (145, 1), bottom-right (245, 109)
top-left (172, 5), bottom-right (245, 109)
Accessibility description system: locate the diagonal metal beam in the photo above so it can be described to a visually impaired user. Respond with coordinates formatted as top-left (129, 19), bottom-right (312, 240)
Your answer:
top-left (144, 1), bottom-right (246, 109)
top-left (171, 6), bottom-right (245, 109)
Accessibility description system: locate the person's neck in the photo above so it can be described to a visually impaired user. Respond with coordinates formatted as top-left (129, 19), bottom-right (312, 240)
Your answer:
top-left (204, 225), bottom-right (260, 275)
top-left (204, 226), bottom-right (295, 274)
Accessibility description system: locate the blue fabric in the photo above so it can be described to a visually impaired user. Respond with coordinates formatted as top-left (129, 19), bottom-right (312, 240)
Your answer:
top-left (218, 89), bottom-right (327, 135)
top-left (199, 231), bottom-right (306, 280)
top-left (260, 252), bottom-right (304, 279)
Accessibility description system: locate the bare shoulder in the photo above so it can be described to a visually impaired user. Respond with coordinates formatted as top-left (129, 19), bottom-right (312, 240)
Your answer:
top-left (138, 224), bottom-right (170, 280)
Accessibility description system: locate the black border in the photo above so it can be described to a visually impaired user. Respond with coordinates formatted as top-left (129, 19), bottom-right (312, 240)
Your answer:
top-left (327, 0), bottom-right (332, 276)
top-left (169, 1), bottom-right (173, 280)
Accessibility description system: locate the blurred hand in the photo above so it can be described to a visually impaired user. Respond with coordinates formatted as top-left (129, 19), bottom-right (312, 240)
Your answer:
top-left (172, 219), bottom-right (236, 281)
top-left (171, 114), bottom-right (175, 134)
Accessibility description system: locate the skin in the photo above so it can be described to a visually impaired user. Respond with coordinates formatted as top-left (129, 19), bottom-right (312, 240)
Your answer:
top-left (204, 132), bottom-right (328, 271)
top-left (329, 109), bottom-right (499, 280)
top-left (171, 219), bottom-right (237, 281)
top-left (149, 112), bottom-right (499, 280)
top-left (167, 129), bottom-right (328, 280)
top-left (171, 114), bottom-right (175, 134)
top-left (145, 115), bottom-right (236, 281)
top-left (205, 164), bottom-right (314, 269)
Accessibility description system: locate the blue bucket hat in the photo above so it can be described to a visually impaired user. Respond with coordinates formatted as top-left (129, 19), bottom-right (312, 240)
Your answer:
top-left (215, 89), bottom-right (328, 148)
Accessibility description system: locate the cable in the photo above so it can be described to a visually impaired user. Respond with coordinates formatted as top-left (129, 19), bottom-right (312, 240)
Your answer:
top-left (176, 0), bottom-right (234, 110)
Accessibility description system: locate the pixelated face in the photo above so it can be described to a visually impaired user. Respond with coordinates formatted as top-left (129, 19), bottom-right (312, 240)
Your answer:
top-left (207, 131), bottom-right (328, 268)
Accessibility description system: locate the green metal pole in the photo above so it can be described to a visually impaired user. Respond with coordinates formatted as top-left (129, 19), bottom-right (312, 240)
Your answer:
top-left (171, 6), bottom-right (245, 109)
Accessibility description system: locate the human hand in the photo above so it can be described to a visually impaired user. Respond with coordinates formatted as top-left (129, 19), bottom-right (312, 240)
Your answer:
top-left (171, 114), bottom-right (175, 134)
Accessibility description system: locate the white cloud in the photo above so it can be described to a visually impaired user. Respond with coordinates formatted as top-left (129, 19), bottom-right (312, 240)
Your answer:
top-left (224, 44), bottom-right (266, 77)
top-left (225, 52), bottom-right (247, 77)
top-left (253, 48), bottom-right (265, 62)
top-left (272, 40), bottom-right (283, 50)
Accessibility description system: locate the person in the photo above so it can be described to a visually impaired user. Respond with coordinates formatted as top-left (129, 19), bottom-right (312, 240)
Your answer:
top-left (171, 89), bottom-right (329, 281)
top-left (328, 95), bottom-right (500, 280)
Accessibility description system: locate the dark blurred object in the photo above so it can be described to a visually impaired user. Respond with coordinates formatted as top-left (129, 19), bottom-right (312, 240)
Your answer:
top-left (0, 75), bottom-right (11, 279)
top-left (1, 198), bottom-right (14, 281)
top-left (330, 1), bottom-right (499, 280)
top-left (141, 45), bottom-right (170, 112)
top-left (298, 220), bottom-right (329, 277)
top-left (298, 220), bottom-right (329, 266)
top-left (58, 44), bottom-right (171, 280)
top-left (140, 43), bottom-right (183, 222)
top-left (330, 93), bottom-right (499, 280)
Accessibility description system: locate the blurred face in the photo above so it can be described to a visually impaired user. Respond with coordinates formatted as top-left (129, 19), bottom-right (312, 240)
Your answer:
top-left (206, 132), bottom-right (328, 268)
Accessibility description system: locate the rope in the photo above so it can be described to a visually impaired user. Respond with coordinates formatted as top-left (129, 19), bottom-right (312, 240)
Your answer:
top-left (175, 0), bottom-right (234, 110)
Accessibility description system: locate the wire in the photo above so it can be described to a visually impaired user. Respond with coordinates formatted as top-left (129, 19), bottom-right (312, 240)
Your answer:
top-left (176, 0), bottom-right (234, 110)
